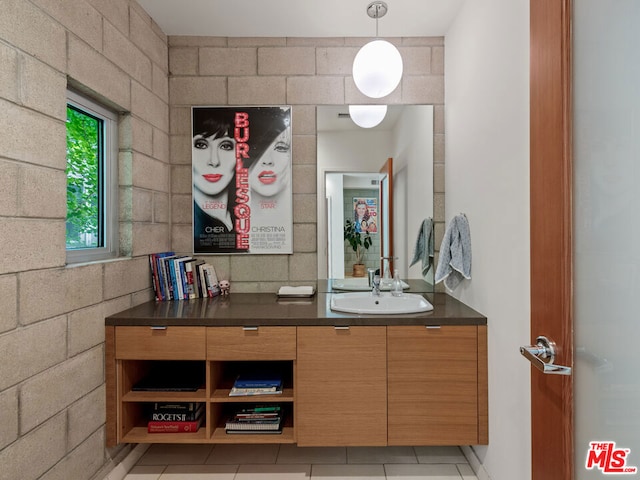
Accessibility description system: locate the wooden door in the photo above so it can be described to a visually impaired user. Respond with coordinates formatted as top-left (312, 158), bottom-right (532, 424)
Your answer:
top-left (529, 1), bottom-right (574, 479)
top-left (379, 157), bottom-right (394, 273)
top-left (387, 325), bottom-right (482, 446)
top-left (296, 326), bottom-right (387, 446)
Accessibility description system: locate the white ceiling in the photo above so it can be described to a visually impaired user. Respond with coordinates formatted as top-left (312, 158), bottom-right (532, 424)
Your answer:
top-left (136, 0), bottom-right (465, 38)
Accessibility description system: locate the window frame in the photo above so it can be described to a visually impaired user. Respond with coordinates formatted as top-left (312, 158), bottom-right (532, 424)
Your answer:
top-left (65, 89), bottom-right (119, 264)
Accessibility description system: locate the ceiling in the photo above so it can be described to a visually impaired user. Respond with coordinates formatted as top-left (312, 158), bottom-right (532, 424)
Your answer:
top-left (136, 0), bottom-right (465, 38)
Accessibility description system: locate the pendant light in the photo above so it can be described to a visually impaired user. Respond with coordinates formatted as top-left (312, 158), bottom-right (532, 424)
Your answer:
top-left (352, 1), bottom-right (403, 99)
top-left (349, 105), bottom-right (388, 128)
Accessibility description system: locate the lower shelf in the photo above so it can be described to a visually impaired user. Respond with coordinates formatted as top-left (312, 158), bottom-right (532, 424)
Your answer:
top-left (211, 426), bottom-right (295, 444)
top-left (121, 426), bottom-right (295, 444)
top-left (122, 427), bottom-right (207, 444)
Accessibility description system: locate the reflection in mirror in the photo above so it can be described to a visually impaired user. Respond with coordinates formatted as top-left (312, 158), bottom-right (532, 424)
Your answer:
top-left (317, 105), bottom-right (434, 289)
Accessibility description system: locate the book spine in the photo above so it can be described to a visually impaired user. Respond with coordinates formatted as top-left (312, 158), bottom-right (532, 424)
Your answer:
top-left (147, 419), bottom-right (202, 433)
top-left (150, 410), bottom-right (203, 422)
top-left (185, 261), bottom-right (196, 299)
top-left (149, 254), bottom-right (160, 301)
top-left (153, 403), bottom-right (198, 411)
top-left (195, 263), bottom-right (206, 298)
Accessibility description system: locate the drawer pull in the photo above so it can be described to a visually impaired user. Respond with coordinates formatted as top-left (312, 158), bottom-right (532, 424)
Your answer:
top-left (426, 325), bottom-right (441, 329)
top-left (150, 326), bottom-right (167, 330)
top-left (334, 326), bottom-right (350, 330)
top-left (242, 326), bottom-right (259, 331)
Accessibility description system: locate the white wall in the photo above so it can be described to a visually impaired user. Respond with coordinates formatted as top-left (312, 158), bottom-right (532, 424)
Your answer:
top-left (445, 0), bottom-right (531, 479)
top-left (392, 106), bottom-right (434, 280)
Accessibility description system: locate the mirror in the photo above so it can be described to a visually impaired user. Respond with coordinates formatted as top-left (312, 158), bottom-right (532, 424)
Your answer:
top-left (317, 105), bottom-right (434, 288)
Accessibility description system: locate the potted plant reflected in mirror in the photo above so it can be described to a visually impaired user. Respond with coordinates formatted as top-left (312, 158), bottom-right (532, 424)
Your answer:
top-left (344, 219), bottom-right (372, 277)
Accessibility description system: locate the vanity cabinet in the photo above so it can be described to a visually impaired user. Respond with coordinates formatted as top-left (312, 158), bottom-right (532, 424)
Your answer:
top-left (387, 325), bottom-right (488, 445)
top-left (296, 326), bottom-right (387, 446)
top-left (105, 294), bottom-right (488, 448)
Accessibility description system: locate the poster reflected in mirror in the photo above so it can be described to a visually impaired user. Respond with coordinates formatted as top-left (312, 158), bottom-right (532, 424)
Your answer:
top-left (192, 106), bottom-right (292, 254)
top-left (352, 197), bottom-right (378, 235)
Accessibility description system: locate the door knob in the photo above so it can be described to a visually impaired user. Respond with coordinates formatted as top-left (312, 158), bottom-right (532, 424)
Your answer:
top-left (520, 336), bottom-right (571, 375)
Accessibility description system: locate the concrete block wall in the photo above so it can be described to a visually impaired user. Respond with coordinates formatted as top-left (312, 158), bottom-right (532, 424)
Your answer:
top-left (0, 1), bottom-right (169, 479)
top-left (168, 36), bottom-right (445, 292)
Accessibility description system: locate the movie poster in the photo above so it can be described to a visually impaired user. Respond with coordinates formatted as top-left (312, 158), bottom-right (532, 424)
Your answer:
top-left (192, 106), bottom-right (293, 254)
top-left (352, 197), bottom-right (378, 234)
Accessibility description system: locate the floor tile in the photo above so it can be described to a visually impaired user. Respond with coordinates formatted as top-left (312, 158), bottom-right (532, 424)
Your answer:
top-left (137, 444), bottom-right (214, 465)
top-left (235, 464), bottom-right (312, 479)
top-left (385, 463), bottom-right (462, 480)
top-left (347, 446), bottom-right (417, 464)
top-left (311, 463), bottom-right (385, 479)
top-left (277, 445), bottom-right (347, 464)
top-left (123, 465), bottom-right (165, 480)
top-left (456, 463), bottom-right (478, 479)
top-left (158, 464), bottom-right (237, 479)
top-left (414, 446), bottom-right (467, 464)
top-left (205, 444), bottom-right (280, 464)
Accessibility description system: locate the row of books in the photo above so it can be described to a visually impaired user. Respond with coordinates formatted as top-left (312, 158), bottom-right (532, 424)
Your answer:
top-left (229, 374), bottom-right (283, 397)
top-left (147, 402), bottom-right (204, 434)
top-left (149, 252), bottom-right (221, 301)
top-left (145, 401), bottom-right (284, 435)
top-left (225, 404), bottom-right (284, 434)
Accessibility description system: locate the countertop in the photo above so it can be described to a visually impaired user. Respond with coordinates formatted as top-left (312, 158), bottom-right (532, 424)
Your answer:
top-left (105, 291), bottom-right (486, 327)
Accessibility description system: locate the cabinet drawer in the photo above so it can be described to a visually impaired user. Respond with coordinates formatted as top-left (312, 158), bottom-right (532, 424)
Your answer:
top-left (207, 326), bottom-right (296, 360)
top-left (115, 326), bottom-right (206, 360)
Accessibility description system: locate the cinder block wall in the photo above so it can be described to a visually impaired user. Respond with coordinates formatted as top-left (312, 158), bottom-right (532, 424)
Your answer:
top-left (0, 1), bottom-right (169, 479)
top-left (0, 4), bottom-right (446, 478)
top-left (168, 36), bottom-right (446, 291)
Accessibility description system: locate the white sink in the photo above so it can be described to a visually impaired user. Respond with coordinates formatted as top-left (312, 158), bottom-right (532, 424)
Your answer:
top-left (330, 292), bottom-right (434, 315)
top-left (331, 278), bottom-right (410, 291)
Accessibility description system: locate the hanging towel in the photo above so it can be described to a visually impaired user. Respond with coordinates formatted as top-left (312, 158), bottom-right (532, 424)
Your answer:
top-left (435, 214), bottom-right (472, 291)
top-left (409, 217), bottom-right (434, 279)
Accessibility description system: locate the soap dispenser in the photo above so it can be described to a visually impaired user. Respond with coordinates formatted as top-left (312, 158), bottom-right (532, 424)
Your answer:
top-left (391, 269), bottom-right (403, 297)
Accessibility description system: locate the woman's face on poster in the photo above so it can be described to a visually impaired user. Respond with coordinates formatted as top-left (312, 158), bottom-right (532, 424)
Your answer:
top-left (356, 203), bottom-right (367, 218)
top-left (249, 130), bottom-right (291, 197)
top-left (192, 133), bottom-right (236, 196)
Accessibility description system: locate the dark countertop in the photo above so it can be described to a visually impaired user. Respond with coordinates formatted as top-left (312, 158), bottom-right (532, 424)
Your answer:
top-left (105, 292), bottom-right (486, 327)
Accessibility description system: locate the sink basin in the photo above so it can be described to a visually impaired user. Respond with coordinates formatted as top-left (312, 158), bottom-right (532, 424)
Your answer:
top-left (330, 292), bottom-right (434, 315)
top-left (331, 278), bottom-right (410, 291)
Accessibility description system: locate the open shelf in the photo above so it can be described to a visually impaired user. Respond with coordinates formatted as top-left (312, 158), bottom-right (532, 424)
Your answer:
top-left (211, 426), bottom-right (295, 443)
top-left (122, 389), bottom-right (207, 402)
top-left (123, 426), bottom-right (208, 444)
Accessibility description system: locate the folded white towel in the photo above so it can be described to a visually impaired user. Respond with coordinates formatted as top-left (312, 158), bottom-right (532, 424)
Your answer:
top-left (435, 214), bottom-right (471, 291)
top-left (277, 285), bottom-right (315, 296)
top-left (409, 217), bottom-right (434, 279)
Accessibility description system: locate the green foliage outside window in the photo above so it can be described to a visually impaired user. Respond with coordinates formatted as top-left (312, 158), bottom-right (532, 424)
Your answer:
top-left (66, 106), bottom-right (101, 249)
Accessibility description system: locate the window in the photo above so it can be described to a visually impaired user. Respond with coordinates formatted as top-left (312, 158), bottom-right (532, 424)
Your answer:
top-left (66, 89), bottom-right (118, 263)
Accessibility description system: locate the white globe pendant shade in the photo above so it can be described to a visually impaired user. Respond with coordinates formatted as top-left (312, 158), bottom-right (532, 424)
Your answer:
top-left (352, 40), bottom-right (403, 99)
top-left (349, 105), bottom-right (388, 128)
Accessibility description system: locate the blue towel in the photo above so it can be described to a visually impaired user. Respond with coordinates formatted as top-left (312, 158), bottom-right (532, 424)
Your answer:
top-left (409, 218), bottom-right (434, 279)
top-left (435, 214), bottom-right (471, 291)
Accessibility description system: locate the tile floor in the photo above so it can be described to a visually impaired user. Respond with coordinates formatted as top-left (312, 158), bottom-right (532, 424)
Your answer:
top-left (124, 445), bottom-right (477, 479)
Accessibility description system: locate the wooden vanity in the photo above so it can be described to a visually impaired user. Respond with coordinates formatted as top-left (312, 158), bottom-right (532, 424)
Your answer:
top-left (105, 291), bottom-right (487, 448)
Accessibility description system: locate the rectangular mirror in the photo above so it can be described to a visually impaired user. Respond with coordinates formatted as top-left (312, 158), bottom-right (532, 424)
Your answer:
top-left (316, 105), bottom-right (435, 289)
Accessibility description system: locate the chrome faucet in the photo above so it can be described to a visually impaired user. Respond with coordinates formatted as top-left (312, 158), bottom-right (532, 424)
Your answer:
top-left (371, 274), bottom-right (381, 296)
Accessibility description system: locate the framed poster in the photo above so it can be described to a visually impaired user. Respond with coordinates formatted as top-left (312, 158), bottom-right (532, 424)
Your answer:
top-left (352, 197), bottom-right (378, 234)
top-left (192, 106), bottom-right (293, 254)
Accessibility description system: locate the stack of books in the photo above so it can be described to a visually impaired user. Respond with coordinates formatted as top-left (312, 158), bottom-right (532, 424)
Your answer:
top-left (148, 251), bottom-right (221, 301)
top-left (225, 405), bottom-right (283, 434)
top-left (229, 374), bottom-right (283, 397)
top-left (147, 402), bottom-right (205, 433)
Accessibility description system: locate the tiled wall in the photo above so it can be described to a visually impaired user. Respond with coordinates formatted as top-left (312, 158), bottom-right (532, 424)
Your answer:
top-left (0, 1), bottom-right (170, 479)
top-left (168, 36), bottom-right (445, 292)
